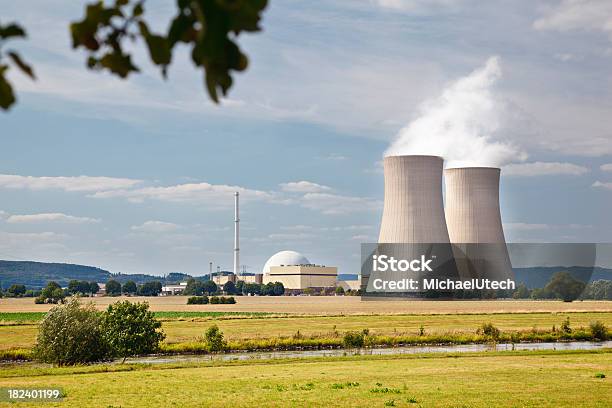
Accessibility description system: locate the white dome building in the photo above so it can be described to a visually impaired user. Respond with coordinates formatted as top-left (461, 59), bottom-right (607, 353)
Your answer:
top-left (262, 250), bottom-right (310, 274)
top-left (261, 250), bottom-right (337, 292)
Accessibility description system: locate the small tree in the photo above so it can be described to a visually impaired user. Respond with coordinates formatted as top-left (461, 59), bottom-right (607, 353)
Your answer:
top-left (106, 279), bottom-right (122, 296)
top-left (223, 281), bottom-right (236, 295)
top-left (204, 324), bottom-right (226, 352)
top-left (202, 280), bottom-right (218, 295)
top-left (7, 284), bottom-right (26, 297)
top-left (273, 282), bottom-right (285, 296)
top-left (545, 272), bottom-right (586, 302)
top-left (103, 301), bottom-right (165, 362)
top-left (37, 281), bottom-right (65, 304)
top-left (89, 281), bottom-right (100, 295)
top-left (34, 298), bottom-right (110, 366)
top-left (184, 278), bottom-right (205, 296)
top-left (335, 286), bottom-right (345, 296)
top-left (512, 283), bottom-right (530, 299)
top-left (137, 281), bottom-right (162, 296)
top-left (122, 280), bottom-right (137, 295)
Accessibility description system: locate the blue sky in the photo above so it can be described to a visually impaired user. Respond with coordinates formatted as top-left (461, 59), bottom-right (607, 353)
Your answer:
top-left (1, 0), bottom-right (611, 276)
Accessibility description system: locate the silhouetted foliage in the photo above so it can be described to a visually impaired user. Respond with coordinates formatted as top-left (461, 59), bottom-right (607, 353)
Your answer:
top-left (106, 279), bottom-right (122, 296)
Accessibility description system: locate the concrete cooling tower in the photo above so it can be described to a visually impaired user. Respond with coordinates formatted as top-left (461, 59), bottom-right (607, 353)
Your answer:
top-left (378, 155), bottom-right (451, 244)
top-left (444, 167), bottom-right (513, 280)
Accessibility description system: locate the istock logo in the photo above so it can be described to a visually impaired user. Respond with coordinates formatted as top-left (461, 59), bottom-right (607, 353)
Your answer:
top-left (372, 254), bottom-right (434, 272)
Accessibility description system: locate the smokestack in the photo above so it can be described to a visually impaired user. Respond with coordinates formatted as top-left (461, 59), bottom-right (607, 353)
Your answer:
top-left (234, 191), bottom-right (240, 277)
top-left (444, 167), bottom-right (512, 279)
top-left (379, 155), bottom-right (451, 243)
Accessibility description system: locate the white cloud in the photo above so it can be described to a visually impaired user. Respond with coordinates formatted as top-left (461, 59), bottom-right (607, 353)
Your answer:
top-left (91, 182), bottom-right (274, 205)
top-left (593, 180), bottom-right (612, 190)
top-left (268, 232), bottom-right (316, 240)
top-left (600, 163), bottom-right (612, 172)
top-left (279, 181), bottom-right (332, 193)
top-left (372, 0), bottom-right (462, 12)
top-left (6, 213), bottom-right (100, 224)
top-left (131, 221), bottom-right (181, 233)
top-left (299, 193), bottom-right (382, 215)
top-left (534, 0), bottom-right (612, 40)
top-left (504, 223), bottom-right (550, 231)
top-left (553, 53), bottom-right (576, 61)
top-left (503, 162), bottom-right (589, 176)
top-left (0, 174), bottom-right (141, 192)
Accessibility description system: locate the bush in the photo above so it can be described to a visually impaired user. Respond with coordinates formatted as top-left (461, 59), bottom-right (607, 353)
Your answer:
top-left (187, 296), bottom-right (209, 304)
top-left (343, 331), bottom-right (365, 348)
top-left (589, 321), bottom-right (608, 341)
top-left (478, 323), bottom-right (501, 340)
top-left (220, 296), bottom-right (235, 304)
top-left (561, 317), bottom-right (572, 333)
top-left (33, 298), bottom-right (110, 366)
top-left (210, 296), bottom-right (220, 304)
top-left (204, 324), bottom-right (226, 352)
top-left (103, 301), bottom-right (165, 362)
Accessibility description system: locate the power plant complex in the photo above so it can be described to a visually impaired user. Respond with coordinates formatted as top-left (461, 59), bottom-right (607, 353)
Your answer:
top-left (212, 154), bottom-right (511, 296)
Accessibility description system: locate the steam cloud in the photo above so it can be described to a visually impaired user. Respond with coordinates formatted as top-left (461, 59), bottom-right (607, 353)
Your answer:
top-left (385, 56), bottom-right (526, 168)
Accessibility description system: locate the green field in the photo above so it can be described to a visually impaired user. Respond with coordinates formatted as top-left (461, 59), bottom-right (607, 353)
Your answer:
top-left (0, 350), bottom-right (610, 407)
top-left (2, 311), bottom-right (611, 351)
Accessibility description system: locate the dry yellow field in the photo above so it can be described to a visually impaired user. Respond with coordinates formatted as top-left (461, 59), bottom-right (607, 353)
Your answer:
top-left (1, 296), bottom-right (612, 314)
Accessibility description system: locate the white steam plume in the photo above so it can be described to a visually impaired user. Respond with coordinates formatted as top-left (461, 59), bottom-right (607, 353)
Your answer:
top-left (385, 56), bottom-right (527, 168)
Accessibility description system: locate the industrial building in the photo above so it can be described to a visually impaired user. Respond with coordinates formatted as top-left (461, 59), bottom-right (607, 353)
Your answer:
top-left (262, 250), bottom-right (338, 291)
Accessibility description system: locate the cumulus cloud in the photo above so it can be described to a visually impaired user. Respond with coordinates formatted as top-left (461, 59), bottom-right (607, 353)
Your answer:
top-left (91, 182), bottom-right (274, 205)
top-left (279, 181), bottom-right (332, 193)
top-left (385, 56), bottom-right (527, 168)
top-left (131, 221), bottom-right (181, 233)
top-left (600, 163), bottom-right (612, 172)
top-left (503, 162), bottom-right (589, 176)
top-left (534, 0), bottom-right (612, 40)
top-left (6, 213), bottom-right (100, 224)
top-left (0, 174), bottom-right (141, 192)
top-left (593, 180), bottom-right (612, 190)
top-left (299, 193), bottom-right (382, 215)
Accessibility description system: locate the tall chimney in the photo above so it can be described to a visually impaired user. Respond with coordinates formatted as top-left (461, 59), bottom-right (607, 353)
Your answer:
top-left (234, 191), bottom-right (240, 277)
top-left (444, 167), bottom-right (512, 279)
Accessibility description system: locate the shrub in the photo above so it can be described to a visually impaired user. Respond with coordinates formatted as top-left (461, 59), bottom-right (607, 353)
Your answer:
top-left (561, 317), bottom-right (572, 333)
top-left (204, 324), bottom-right (226, 352)
top-left (103, 301), bottom-right (165, 362)
top-left (478, 323), bottom-right (501, 340)
top-left (210, 296), bottom-right (220, 304)
top-left (595, 373), bottom-right (606, 379)
top-left (343, 331), bottom-right (365, 348)
top-left (220, 296), bottom-right (236, 304)
top-left (33, 298), bottom-right (110, 366)
top-left (187, 296), bottom-right (209, 304)
top-left (589, 321), bottom-right (608, 341)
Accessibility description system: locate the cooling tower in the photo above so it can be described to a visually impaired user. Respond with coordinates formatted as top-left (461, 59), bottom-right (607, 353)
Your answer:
top-left (444, 167), bottom-right (513, 280)
top-left (378, 155), bottom-right (451, 243)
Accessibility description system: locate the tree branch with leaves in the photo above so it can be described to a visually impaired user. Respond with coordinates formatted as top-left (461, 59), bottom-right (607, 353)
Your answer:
top-left (1, 0), bottom-right (268, 111)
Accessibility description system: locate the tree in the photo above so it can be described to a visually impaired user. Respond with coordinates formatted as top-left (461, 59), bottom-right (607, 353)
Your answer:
top-left (202, 280), bottom-right (217, 295)
top-left (223, 281), bottom-right (236, 295)
top-left (103, 301), bottom-right (165, 362)
top-left (7, 284), bottom-right (26, 297)
top-left (68, 280), bottom-right (91, 295)
top-left (89, 281), bottom-right (100, 295)
top-left (335, 286), bottom-right (345, 296)
top-left (1, 0), bottom-right (269, 111)
top-left (235, 280), bottom-right (245, 294)
top-left (272, 282), bottom-right (284, 296)
top-left (203, 324), bottom-right (226, 352)
top-left (544, 271), bottom-right (586, 302)
top-left (106, 279), bottom-right (122, 296)
top-left (512, 283), bottom-right (530, 299)
top-left (137, 281), bottom-right (162, 296)
top-left (37, 281), bottom-right (65, 304)
top-left (184, 278), bottom-right (205, 296)
top-left (34, 298), bottom-right (110, 366)
top-left (122, 280), bottom-right (137, 295)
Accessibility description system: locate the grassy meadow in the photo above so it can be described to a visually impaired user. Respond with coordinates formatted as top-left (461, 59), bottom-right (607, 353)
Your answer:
top-left (0, 350), bottom-right (610, 407)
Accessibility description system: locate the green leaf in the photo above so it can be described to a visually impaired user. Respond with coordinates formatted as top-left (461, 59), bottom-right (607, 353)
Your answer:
top-left (99, 51), bottom-right (139, 78)
top-left (0, 23), bottom-right (26, 39)
top-left (7, 51), bottom-right (35, 80)
top-left (0, 65), bottom-right (16, 110)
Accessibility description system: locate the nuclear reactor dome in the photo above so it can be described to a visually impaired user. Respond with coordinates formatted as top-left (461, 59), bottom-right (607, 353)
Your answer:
top-left (263, 250), bottom-right (310, 274)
